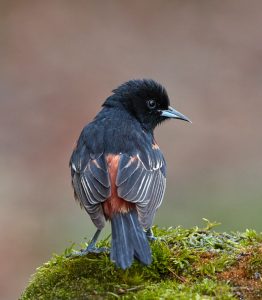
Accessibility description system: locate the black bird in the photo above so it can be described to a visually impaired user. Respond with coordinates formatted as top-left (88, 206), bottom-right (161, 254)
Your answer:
top-left (70, 79), bottom-right (190, 269)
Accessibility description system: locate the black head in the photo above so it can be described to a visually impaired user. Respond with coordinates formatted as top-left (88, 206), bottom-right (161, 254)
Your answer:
top-left (103, 79), bottom-right (191, 131)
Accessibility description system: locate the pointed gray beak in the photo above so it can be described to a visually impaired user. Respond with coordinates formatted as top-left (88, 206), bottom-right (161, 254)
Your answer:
top-left (160, 106), bottom-right (192, 123)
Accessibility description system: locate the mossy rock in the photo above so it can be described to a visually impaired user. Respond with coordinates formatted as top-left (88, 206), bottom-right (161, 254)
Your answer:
top-left (21, 221), bottom-right (262, 299)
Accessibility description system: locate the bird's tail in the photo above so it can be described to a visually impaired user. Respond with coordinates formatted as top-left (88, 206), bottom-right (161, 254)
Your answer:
top-left (110, 210), bottom-right (152, 269)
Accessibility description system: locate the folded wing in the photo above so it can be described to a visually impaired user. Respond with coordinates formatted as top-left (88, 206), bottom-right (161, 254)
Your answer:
top-left (70, 143), bottom-right (111, 229)
top-left (116, 149), bottom-right (166, 229)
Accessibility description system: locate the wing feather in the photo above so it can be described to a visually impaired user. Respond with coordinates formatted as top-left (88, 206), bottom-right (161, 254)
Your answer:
top-left (116, 156), bottom-right (141, 185)
top-left (88, 156), bottom-right (110, 187)
top-left (117, 150), bottom-right (166, 229)
top-left (70, 145), bottom-right (110, 229)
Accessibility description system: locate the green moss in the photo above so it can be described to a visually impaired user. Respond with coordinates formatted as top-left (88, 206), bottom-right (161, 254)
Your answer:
top-left (246, 246), bottom-right (262, 278)
top-left (21, 221), bottom-right (262, 300)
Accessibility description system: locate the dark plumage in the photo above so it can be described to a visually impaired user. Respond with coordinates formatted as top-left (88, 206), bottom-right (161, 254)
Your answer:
top-left (69, 79), bottom-right (190, 269)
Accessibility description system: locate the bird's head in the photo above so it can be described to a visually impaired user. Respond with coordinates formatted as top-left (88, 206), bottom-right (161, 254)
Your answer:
top-left (103, 79), bottom-right (191, 131)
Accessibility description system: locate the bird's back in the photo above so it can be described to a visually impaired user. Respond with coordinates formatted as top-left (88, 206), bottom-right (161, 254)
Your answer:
top-left (78, 106), bottom-right (158, 159)
top-left (70, 105), bottom-right (167, 228)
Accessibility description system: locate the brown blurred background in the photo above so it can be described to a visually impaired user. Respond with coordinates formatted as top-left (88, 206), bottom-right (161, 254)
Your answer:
top-left (1, 1), bottom-right (262, 299)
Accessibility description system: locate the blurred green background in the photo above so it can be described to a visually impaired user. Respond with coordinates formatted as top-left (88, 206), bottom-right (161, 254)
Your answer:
top-left (1, 1), bottom-right (262, 299)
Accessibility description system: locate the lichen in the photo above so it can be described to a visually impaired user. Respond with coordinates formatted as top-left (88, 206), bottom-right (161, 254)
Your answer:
top-left (20, 220), bottom-right (262, 300)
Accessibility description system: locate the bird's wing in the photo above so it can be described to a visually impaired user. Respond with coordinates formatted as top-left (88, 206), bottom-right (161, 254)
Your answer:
top-left (70, 141), bottom-right (111, 229)
top-left (116, 149), bottom-right (166, 229)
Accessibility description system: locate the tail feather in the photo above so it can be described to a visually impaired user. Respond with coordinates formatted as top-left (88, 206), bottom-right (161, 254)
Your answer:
top-left (110, 212), bottom-right (134, 269)
top-left (110, 210), bottom-right (152, 269)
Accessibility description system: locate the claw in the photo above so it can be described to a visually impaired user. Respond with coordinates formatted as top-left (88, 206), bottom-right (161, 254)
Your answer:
top-left (147, 235), bottom-right (158, 241)
top-left (66, 229), bottom-right (109, 258)
top-left (69, 246), bottom-right (109, 257)
top-left (146, 228), bottom-right (158, 241)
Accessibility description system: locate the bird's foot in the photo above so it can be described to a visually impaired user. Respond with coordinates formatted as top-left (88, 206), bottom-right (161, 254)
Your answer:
top-left (67, 229), bottom-right (109, 258)
top-left (68, 246), bottom-right (109, 257)
top-left (147, 235), bottom-right (158, 241)
top-left (146, 228), bottom-right (158, 241)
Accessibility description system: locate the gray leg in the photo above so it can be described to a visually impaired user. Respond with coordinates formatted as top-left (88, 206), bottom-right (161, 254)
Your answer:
top-left (69, 229), bottom-right (109, 257)
top-left (146, 228), bottom-right (157, 241)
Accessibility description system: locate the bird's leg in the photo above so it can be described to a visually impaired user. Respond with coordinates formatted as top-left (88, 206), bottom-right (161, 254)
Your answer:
top-left (70, 229), bottom-right (109, 257)
top-left (146, 228), bottom-right (157, 241)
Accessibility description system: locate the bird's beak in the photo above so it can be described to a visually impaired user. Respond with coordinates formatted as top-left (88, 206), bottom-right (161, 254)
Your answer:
top-left (160, 106), bottom-right (192, 123)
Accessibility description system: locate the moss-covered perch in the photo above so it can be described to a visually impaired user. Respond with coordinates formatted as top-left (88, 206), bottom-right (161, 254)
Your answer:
top-left (21, 220), bottom-right (262, 300)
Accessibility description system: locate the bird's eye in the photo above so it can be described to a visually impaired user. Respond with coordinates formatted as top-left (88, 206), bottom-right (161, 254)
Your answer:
top-left (147, 99), bottom-right (157, 109)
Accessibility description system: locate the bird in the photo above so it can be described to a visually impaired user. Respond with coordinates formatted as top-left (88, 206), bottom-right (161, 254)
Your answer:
top-left (69, 79), bottom-right (191, 269)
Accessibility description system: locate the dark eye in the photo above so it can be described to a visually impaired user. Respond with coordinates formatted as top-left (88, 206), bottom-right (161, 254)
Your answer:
top-left (147, 99), bottom-right (157, 109)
